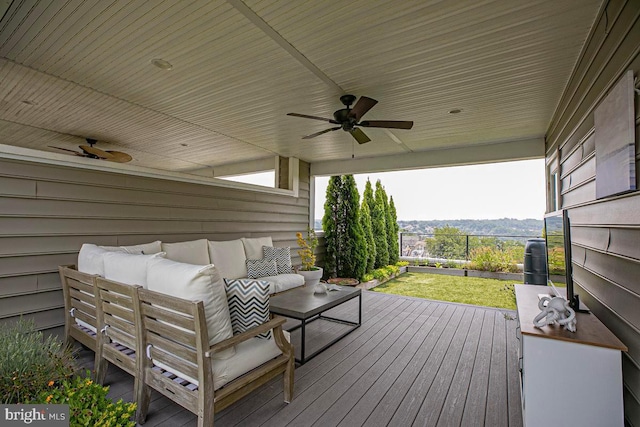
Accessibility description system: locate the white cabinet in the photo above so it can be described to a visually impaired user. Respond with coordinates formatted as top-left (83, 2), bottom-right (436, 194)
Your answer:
top-left (515, 285), bottom-right (626, 427)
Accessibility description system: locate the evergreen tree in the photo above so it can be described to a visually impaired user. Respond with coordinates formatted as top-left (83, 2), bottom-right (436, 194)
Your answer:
top-left (379, 183), bottom-right (396, 265)
top-left (322, 176), bottom-right (341, 278)
top-left (388, 195), bottom-right (400, 263)
top-left (372, 180), bottom-right (389, 267)
top-left (322, 175), bottom-right (367, 280)
top-left (360, 200), bottom-right (376, 273)
top-left (340, 175), bottom-right (367, 279)
top-left (363, 178), bottom-right (375, 212)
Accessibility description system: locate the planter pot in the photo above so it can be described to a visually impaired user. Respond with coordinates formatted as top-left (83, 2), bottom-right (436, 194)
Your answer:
top-left (297, 267), bottom-right (323, 287)
top-left (407, 265), bottom-right (525, 281)
top-left (327, 277), bottom-right (360, 286)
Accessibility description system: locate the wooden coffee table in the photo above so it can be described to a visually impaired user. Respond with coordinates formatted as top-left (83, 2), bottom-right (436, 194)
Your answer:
top-left (269, 285), bottom-right (361, 364)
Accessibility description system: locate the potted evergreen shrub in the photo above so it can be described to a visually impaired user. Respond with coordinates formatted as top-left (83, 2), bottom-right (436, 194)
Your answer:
top-left (295, 228), bottom-right (323, 287)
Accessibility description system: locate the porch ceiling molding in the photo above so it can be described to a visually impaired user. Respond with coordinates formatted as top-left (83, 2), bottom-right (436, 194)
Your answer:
top-left (0, 143), bottom-right (298, 197)
top-left (310, 137), bottom-right (545, 177)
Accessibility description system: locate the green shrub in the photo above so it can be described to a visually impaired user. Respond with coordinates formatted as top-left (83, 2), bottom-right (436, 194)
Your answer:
top-left (0, 319), bottom-right (74, 404)
top-left (469, 246), bottom-right (519, 273)
top-left (362, 273), bottom-right (374, 282)
top-left (547, 247), bottom-right (566, 275)
top-left (396, 261), bottom-right (409, 267)
top-left (39, 372), bottom-right (136, 427)
top-left (372, 269), bottom-right (388, 280)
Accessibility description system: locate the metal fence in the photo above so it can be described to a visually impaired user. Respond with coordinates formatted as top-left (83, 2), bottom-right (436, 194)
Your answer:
top-left (399, 232), bottom-right (541, 264)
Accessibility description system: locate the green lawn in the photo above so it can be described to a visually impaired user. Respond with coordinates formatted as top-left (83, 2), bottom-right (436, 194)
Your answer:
top-left (371, 272), bottom-right (517, 310)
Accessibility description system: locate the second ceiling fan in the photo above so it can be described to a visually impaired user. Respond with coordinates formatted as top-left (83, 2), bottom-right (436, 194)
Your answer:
top-left (287, 94), bottom-right (413, 144)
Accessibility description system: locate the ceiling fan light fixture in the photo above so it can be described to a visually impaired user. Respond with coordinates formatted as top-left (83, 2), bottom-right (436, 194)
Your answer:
top-left (287, 94), bottom-right (413, 144)
top-left (151, 58), bottom-right (173, 70)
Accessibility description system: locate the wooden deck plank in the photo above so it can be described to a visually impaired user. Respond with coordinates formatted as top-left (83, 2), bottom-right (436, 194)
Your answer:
top-left (213, 293), bottom-right (411, 426)
top-left (314, 301), bottom-right (440, 426)
top-left (362, 303), bottom-right (460, 427)
top-left (435, 308), bottom-right (485, 426)
top-left (414, 306), bottom-right (478, 426)
top-left (386, 305), bottom-right (470, 426)
top-left (336, 302), bottom-right (448, 427)
top-left (461, 310), bottom-right (496, 425)
top-left (75, 292), bottom-right (522, 427)
top-left (297, 301), bottom-right (439, 426)
top-left (252, 300), bottom-right (428, 426)
top-left (506, 315), bottom-right (524, 427)
top-left (485, 311), bottom-right (509, 427)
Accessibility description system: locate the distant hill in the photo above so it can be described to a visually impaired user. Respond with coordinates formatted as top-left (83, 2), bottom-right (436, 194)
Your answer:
top-left (314, 217), bottom-right (543, 237)
top-left (397, 218), bottom-right (543, 237)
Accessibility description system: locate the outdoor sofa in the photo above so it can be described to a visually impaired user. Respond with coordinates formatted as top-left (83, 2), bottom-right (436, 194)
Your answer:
top-left (59, 237), bottom-right (302, 425)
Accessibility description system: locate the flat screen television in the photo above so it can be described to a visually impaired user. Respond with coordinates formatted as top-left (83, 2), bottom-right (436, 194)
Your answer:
top-left (543, 209), bottom-right (585, 311)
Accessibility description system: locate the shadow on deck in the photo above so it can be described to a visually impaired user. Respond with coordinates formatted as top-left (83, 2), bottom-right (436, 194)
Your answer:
top-left (77, 291), bottom-right (523, 427)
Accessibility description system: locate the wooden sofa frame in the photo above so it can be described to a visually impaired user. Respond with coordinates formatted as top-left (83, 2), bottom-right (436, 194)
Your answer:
top-left (59, 265), bottom-right (99, 351)
top-left (136, 288), bottom-right (294, 426)
top-left (59, 266), bottom-right (295, 424)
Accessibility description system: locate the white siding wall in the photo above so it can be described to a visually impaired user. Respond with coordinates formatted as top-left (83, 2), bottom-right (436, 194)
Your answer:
top-left (546, 0), bottom-right (640, 424)
top-left (0, 158), bottom-right (311, 335)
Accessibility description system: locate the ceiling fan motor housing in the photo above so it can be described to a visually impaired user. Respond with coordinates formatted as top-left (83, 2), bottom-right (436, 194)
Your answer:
top-left (287, 94), bottom-right (412, 143)
top-left (333, 109), bottom-right (357, 131)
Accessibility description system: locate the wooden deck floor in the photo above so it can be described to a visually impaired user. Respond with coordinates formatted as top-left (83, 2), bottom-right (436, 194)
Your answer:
top-left (78, 291), bottom-right (523, 427)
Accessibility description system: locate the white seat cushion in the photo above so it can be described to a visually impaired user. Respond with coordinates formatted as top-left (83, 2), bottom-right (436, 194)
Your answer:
top-left (208, 239), bottom-right (247, 280)
top-left (78, 241), bottom-right (162, 276)
top-left (154, 332), bottom-right (290, 390)
top-left (103, 251), bottom-right (165, 288)
top-left (146, 258), bottom-right (234, 359)
top-left (78, 244), bottom-right (122, 276)
top-left (259, 273), bottom-right (305, 294)
top-left (161, 239), bottom-right (210, 265)
top-left (241, 236), bottom-right (273, 260)
top-left (101, 240), bottom-right (162, 255)
top-left (212, 333), bottom-right (288, 390)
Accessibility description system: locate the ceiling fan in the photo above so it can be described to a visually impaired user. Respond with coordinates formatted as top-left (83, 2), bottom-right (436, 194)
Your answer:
top-left (49, 138), bottom-right (133, 163)
top-left (287, 94), bottom-right (413, 144)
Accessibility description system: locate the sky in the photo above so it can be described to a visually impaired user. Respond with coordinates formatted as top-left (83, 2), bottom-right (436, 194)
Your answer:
top-left (220, 158), bottom-right (547, 221)
top-left (314, 159), bottom-right (546, 221)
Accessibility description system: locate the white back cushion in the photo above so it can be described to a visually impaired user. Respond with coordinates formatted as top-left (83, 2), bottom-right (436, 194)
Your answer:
top-left (103, 251), bottom-right (165, 288)
top-left (161, 239), bottom-right (210, 265)
top-left (78, 244), bottom-right (121, 276)
top-left (102, 240), bottom-right (162, 255)
top-left (208, 240), bottom-right (247, 280)
top-left (146, 258), bottom-right (234, 359)
top-left (241, 237), bottom-right (273, 260)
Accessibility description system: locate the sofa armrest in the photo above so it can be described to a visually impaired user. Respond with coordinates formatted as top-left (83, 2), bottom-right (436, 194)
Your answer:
top-left (205, 316), bottom-right (287, 357)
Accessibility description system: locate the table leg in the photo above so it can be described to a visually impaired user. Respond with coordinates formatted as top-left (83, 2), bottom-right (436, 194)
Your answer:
top-left (300, 317), bottom-right (306, 365)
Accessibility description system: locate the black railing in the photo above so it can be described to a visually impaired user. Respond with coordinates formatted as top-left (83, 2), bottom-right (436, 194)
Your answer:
top-left (399, 232), bottom-right (541, 264)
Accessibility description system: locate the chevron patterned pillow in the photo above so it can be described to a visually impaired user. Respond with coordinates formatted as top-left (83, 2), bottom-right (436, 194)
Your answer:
top-left (224, 278), bottom-right (271, 339)
top-left (246, 258), bottom-right (278, 278)
top-left (263, 246), bottom-right (293, 274)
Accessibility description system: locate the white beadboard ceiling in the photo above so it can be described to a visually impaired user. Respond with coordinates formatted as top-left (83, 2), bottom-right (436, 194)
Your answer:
top-left (0, 0), bottom-right (601, 174)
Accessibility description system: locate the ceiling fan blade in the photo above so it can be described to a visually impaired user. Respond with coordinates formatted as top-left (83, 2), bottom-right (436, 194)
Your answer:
top-left (349, 96), bottom-right (378, 121)
top-left (105, 151), bottom-right (133, 163)
top-left (302, 127), bottom-right (341, 139)
top-left (287, 113), bottom-right (339, 124)
top-left (79, 145), bottom-right (115, 160)
top-left (359, 120), bottom-right (414, 130)
top-left (349, 127), bottom-right (371, 144)
top-left (49, 145), bottom-right (84, 155)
